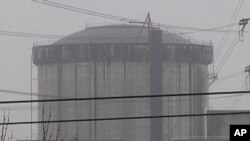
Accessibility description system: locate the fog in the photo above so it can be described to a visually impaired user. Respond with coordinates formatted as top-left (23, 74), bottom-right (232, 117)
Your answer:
top-left (0, 0), bottom-right (250, 140)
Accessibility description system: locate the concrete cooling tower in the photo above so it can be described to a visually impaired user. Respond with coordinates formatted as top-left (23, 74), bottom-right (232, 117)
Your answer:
top-left (32, 25), bottom-right (213, 141)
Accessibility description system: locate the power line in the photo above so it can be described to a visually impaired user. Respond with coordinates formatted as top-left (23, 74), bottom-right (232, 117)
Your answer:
top-left (214, 70), bottom-right (244, 83)
top-left (31, 0), bottom-right (250, 33)
top-left (31, 0), bottom-right (138, 23)
top-left (215, 34), bottom-right (239, 73)
top-left (0, 90), bottom-right (250, 104)
top-left (43, 0), bottom-right (136, 22)
top-left (0, 87), bottom-right (248, 103)
top-left (0, 32), bottom-right (54, 39)
top-left (214, 0), bottom-right (244, 63)
top-left (209, 93), bottom-right (248, 100)
top-left (0, 30), bottom-right (62, 39)
top-left (0, 1), bottom-right (247, 45)
top-left (0, 93), bottom-right (243, 111)
top-left (229, 74), bottom-right (249, 110)
top-left (0, 91), bottom-right (241, 109)
top-left (210, 0), bottom-right (243, 74)
top-left (0, 88), bottom-right (58, 98)
top-left (0, 21), bottom-right (248, 40)
top-left (1, 27), bottom-right (249, 41)
top-left (2, 111), bottom-right (250, 125)
top-left (0, 89), bottom-right (37, 96)
top-left (0, 30), bottom-right (61, 38)
top-left (0, 1), bottom-right (246, 41)
top-left (31, 0), bottom-right (193, 30)
top-left (180, 23), bottom-right (237, 35)
top-left (214, 0), bottom-right (243, 60)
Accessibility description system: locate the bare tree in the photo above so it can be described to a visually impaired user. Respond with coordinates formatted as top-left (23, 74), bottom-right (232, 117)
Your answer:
top-left (0, 111), bottom-right (13, 141)
top-left (42, 103), bottom-right (66, 141)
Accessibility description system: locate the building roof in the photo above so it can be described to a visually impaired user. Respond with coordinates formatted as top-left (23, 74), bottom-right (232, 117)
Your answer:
top-left (52, 24), bottom-right (193, 45)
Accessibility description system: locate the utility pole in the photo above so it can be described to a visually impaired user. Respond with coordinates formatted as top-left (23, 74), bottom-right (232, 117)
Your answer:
top-left (245, 65), bottom-right (250, 90)
top-left (239, 18), bottom-right (250, 41)
top-left (209, 18), bottom-right (249, 88)
top-left (30, 54), bottom-right (33, 141)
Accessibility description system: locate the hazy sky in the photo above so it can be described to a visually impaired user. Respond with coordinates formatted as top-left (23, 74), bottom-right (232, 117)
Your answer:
top-left (0, 0), bottom-right (250, 139)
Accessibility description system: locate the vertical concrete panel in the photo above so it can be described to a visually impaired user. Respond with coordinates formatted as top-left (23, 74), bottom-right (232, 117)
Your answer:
top-left (76, 62), bottom-right (93, 140)
top-left (60, 63), bottom-right (76, 139)
top-left (95, 62), bottom-right (125, 140)
top-left (162, 62), bottom-right (208, 141)
top-left (180, 63), bottom-right (191, 138)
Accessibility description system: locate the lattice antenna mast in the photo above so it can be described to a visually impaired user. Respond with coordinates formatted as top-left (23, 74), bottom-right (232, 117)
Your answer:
top-left (130, 12), bottom-right (153, 43)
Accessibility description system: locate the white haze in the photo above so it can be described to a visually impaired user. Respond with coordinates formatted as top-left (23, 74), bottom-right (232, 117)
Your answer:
top-left (0, 0), bottom-right (249, 139)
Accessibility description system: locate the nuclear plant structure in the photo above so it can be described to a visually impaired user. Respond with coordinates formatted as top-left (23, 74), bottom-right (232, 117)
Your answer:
top-left (33, 24), bottom-right (213, 141)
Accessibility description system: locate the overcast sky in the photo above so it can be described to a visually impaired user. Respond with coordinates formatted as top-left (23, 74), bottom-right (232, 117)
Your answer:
top-left (0, 0), bottom-right (250, 139)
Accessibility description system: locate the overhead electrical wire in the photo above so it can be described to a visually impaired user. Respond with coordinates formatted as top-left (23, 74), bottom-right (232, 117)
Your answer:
top-left (1, 111), bottom-right (250, 126)
top-left (30, 0), bottom-right (200, 30)
top-left (1, 26), bottom-right (249, 41)
top-left (0, 1), bottom-right (249, 40)
top-left (0, 93), bottom-right (238, 111)
top-left (1, 88), bottom-right (250, 104)
top-left (0, 94), bottom-right (240, 111)
top-left (0, 1), bottom-right (246, 41)
top-left (0, 90), bottom-right (250, 104)
top-left (209, 93), bottom-right (248, 100)
top-left (215, 34), bottom-right (239, 73)
top-left (209, 0), bottom-right (244, 76)
top-left (31, 0), bottom-right (138, 23)
top-left (180, 23), bottom-right (238, 35)
top-left (0, 91), bottom-right (243, 112)
top-left (0, 88), bottom-right (57, 98)
top-left (209, 71), bottom-right (249, 100)
top-left (31, 0), bottom-right (250, 33)
top-left (210, 1), bottom-right (245, 92)
top-left (0, 89), bottom-right (37, 97)
top-left (0, 30), bottom-right (61, 38)
top-left (214, 0), bottom-right (244, 63)
top-left (213, 70), bottom-right (244, 83)
top-left (229, 74), bottom-right (249, 110)
top-left (0, 95), bottom-right (244, 112)
top-left (214, 0), bottom-right (243, 60)
top-left (41, 0), bottom-right (137, 22)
